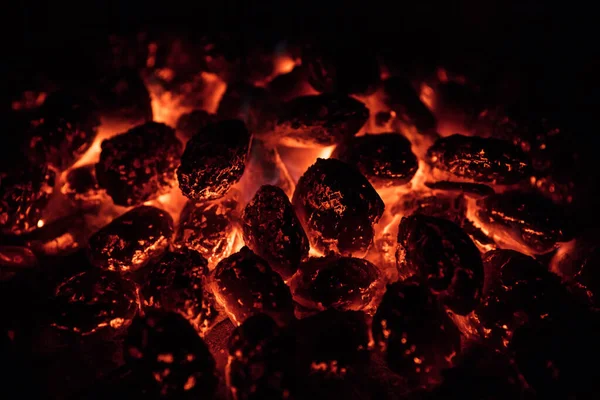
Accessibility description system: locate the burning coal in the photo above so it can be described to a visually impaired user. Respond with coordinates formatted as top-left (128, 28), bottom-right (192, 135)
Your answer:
top-left (1, 33), bottom-right (598, 400)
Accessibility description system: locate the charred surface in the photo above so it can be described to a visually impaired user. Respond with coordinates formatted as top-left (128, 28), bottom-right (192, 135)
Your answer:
top-left (213, 247), bottom-right (294, 326)
top-left (292, 158), bottom-right (384, 256)
top-left (476, 191), bottom-right (567, 254)
top-left (141, 248), bottom-right (218, 334)
top-left (427, 134), bottom-right (530, 184)
top-left (372, 280), bottom-right (461, 389)
top-left (397, 214), bottom-right (483, 315)
top-left (96, 121), bottom-right (182, 206)
top-left (0, 164), bottom-right (55, 235)
top-left (88, 205), bottom-right (173, 273)
top-left (175, 199), bottom-right (237, 267)
top-left (332, 133), bottom-right (418, 187)
top-left (242, 185), bottom-right (309, 280)
top-left (25, 92), bottom-right (100, 170)
top-left (275, 94), bottom-right (369, 147)
top-left (178, 120), bottom-right (250, 202)
top-left (50, 269), bottom-right (137, 336)
top-left (290, 255), bottom-right (381, 312)
top-left (477, 250), bottom-right (573, 348)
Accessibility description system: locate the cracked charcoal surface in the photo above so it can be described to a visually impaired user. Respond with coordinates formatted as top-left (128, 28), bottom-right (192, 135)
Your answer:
top-left (332, 133), bottom-right (418, 188)
top-left (275, 94), bottom-right (369, 147)
top-left (177, 120), bottom-right (250, 202)
top-left (382, 77), bottom-right (437, 134)
top-left (304, 44), bottom-right (380, 95)
top-left (427, 134), bottom-right (531, 184)
top-left (292, 158), bottom-right (384, 256)
top-left (124, 310), bottom-right (218, 399)
top-left (175, 109), bottom-right (216, 141)
top-left (140, 248), bottom-right (218, 335)
top-left (228, 314), bottom-right (299, 400)
top-left (175, 199), bottom-right (237, 268)
top-left (290, 255), bottom-right (381, 312)
top-left (50, 269), bottom-right (137, 336)
top-left (0, 164), bottom-right (55, 235)
top-left (62, 165), bottom-right (105, 209)
top-left (294, 309), bottom-right (370, 372)
top-left (91, 68), bottom-right (152, 124)
top-left (397, 214), bottom-right (483, 315)
top-left (25, 91), bottom-right (100, 170)
top-left (476, 250), bottom-right (573, 349)
top-left (242, 185), bottom-right (309, 280)
top-left (87, 205), bottom-right (173, 273)
top-left (217, 83), bottom-right (279, 135)
top-left (476, 191), bottom-right (567, 254)
top-left (372, 280), bottom-right (461, 389)
top-left (213, 247), bottom-right (294, 326)
top-left (96, 121), bottom-right (182, 206)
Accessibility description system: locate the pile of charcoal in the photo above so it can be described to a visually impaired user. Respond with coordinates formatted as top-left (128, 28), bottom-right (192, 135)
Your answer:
top-left (1, 34), bottom-right (599, 399)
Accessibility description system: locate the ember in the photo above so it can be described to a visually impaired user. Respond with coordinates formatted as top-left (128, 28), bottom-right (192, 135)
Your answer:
top-left (4, 19), bottom-right (599, 399)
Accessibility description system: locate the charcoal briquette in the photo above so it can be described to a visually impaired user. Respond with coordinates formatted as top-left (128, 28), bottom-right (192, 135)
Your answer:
top-left (227, 314), bottom-right (299, 400)
top-left (88, 205), bottom-right (173, 273)
top-left (140, 248), bottom-right (217, 334)
top-left (332, 133), bottom-right (418, 187)
top-left (242, 185), bottom-right (309, 280)
top-left (25, 91), bottom-right (100, 169)
top-left (292, 158), bottom-right (384, 256)
top-left (475, 191), bottom-right (567, 254)
top-left (397, 214), bottom-right (484, 315)
top-left (96, 121), bottom-right (182, 206)
top-left (124, 310), bottom-right (218, 399)
top-left (372, 280), bottom-right (461, 389)
top-left (274, 94), bottom-right (369, 147)
top-left (426, 134), bottom-right (531, 184)
top-left (212, 247), bottom-right (294, 326)
top-left (51, 269), bottom-right (137, 336)
top-left (177, 120), bottom-right (250, 202)
top-left (0, 164), bottom-right (55, 235)
top-left (175, 199), bottom-right (238, 267)
top-left (476, 250), bottom-right (574, 348)
top-left (290, 255), bottom-right (382, 312)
